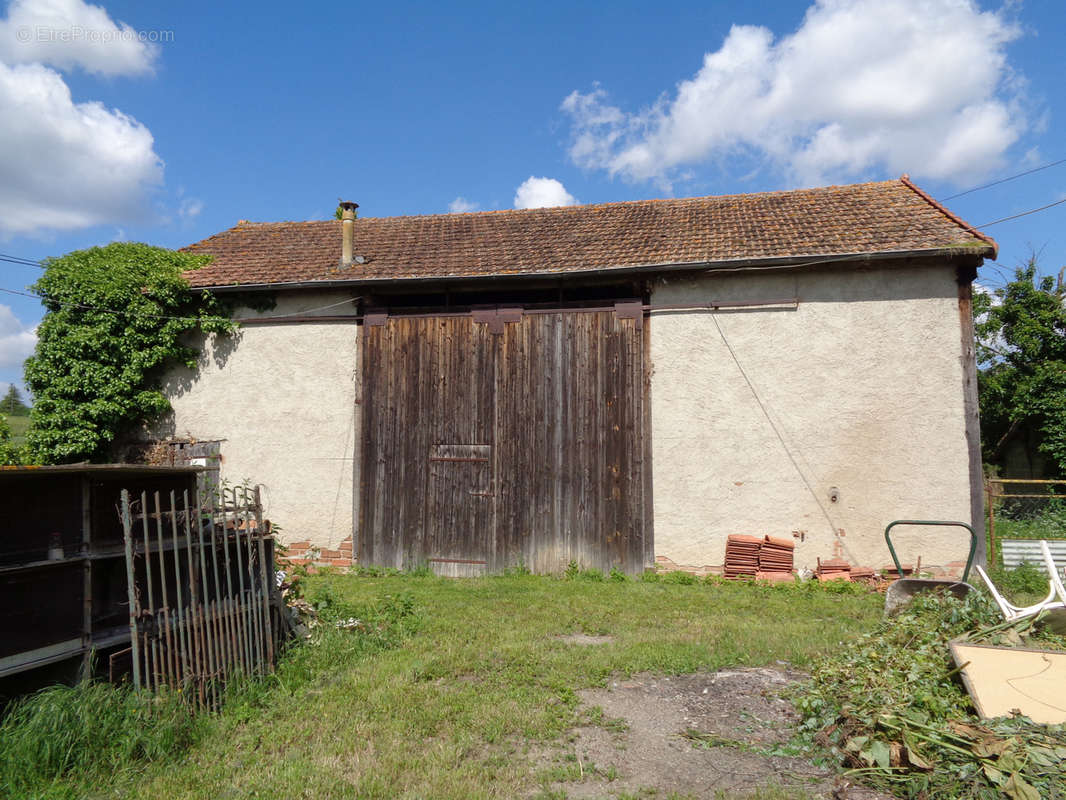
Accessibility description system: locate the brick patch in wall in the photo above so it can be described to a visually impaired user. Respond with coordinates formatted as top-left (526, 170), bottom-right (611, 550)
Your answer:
top-left (278, 537), bottom-right (354, 569)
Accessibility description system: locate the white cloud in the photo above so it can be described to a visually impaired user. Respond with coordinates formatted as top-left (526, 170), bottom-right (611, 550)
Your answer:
top-left (561, 0), bottom-right (1025, 188)
top-left (0, 61), bottom-right (163, 236)
top-left (448, 197), bottom-right (479, 213)
top-left (178, 196), bottom-right (204, 221)
top-left (0, 1), bottom-right (165, 237)
top-left (0, 304), bottom-right (36, 369)
top-left (514, 177), bottom-right (578, 209)
top-left (0, 0), bottom-right (157, 77)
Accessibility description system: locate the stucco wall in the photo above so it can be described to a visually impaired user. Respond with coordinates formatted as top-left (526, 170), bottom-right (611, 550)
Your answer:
top-left (649, 263), bottom-right (975, 573)
top-left (155, 292), bottom-right (359, 549)
top-left (155, 264), bottom-right (975, 571)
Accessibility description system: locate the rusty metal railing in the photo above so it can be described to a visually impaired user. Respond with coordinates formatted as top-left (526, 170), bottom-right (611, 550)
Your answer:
top-left (120, 484), bottom-right (276, 710)
top-left (985, 478), bottom-right (1066, 567)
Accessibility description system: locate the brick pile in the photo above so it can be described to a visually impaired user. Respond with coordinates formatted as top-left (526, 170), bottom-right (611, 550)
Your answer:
top-left (881, 563), bottom-right (915, 579)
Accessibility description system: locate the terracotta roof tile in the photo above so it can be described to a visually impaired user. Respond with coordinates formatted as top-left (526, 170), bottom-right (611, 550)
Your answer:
top-left (181, 178), bottom-right (995, 289)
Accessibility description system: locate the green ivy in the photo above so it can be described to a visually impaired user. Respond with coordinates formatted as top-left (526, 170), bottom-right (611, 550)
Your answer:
top-left (23, 243), bottom-right (234, 464)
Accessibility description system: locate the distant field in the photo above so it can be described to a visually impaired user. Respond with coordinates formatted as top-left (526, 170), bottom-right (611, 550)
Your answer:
top-left (5, 414), bottom-right (29, 446)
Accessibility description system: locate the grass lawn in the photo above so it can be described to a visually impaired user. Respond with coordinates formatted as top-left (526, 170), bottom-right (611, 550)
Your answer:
top-left (7, 573), bottom-right (883, 799)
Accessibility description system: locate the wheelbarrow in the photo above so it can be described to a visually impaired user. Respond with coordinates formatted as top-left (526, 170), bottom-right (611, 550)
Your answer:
top-left (883, 520), bottom-right (977, 615)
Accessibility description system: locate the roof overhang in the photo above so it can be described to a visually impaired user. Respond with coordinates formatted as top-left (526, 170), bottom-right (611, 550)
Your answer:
top-left (197, 245), bottom-right (993, 295)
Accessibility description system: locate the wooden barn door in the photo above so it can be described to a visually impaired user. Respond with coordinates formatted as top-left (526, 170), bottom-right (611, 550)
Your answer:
top-left (358, 308), bottom-right (648, 574)
top-left (494, 311), bottom-right (647, 573)
top-left (359, 316), bottom-right (497, 574)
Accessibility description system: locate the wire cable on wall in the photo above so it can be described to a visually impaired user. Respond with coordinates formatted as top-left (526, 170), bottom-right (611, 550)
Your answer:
top-left (710, 311), bottom-right (850, 551)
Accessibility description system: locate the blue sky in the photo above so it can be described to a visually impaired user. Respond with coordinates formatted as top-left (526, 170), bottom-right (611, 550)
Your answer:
top-left (2, 0), bottom-right (1065, 395)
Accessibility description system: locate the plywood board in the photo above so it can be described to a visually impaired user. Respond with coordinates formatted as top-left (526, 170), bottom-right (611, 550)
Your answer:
top-left (950, 642), bottom-right (1066, 724)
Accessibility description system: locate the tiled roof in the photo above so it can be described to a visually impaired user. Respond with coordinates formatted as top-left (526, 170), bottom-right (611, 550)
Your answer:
top-left (181, 177), bottom-right (995, 289)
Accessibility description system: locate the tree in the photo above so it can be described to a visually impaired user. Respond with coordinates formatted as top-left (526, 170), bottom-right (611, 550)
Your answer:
top-left (24, 243), bottom-right (233, 464)
top-left (974, 258), bottom-right (1066, 476)
top-left (0, 413), bottom-right (20, 465)
top-left (0, 384), bottom-right (29, 415)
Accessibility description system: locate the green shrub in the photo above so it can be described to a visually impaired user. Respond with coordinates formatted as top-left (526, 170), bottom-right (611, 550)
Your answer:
top-left (0, 414), bottom-right (24, 465)
top-left (993, 505), bottom-right (1066, 542)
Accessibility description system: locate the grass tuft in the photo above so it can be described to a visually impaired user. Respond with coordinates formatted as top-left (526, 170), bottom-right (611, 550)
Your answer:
top-left (0, 682), bottom-right (201, 798)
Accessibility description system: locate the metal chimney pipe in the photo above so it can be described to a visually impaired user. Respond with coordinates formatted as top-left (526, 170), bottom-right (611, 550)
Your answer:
top-left (339, 201), bottom-right (359, 266)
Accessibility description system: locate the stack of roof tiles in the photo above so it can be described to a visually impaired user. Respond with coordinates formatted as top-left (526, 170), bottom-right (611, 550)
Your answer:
top-left (850, 566), bottom-right (876, 582)
top-left (755, 536), bottom-right (795, 582)
top-left (816, 558), bottom-right (853, 581)
top-left (724, 535), bottom-right (763, 579)
top-left (724, 534), bottom-right (797, 580)
top-left (881, 563), bottom-right (915, 578)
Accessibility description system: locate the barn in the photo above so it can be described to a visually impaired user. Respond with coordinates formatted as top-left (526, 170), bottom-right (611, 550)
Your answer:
top-left (151, 177), bottom-right (994, 576)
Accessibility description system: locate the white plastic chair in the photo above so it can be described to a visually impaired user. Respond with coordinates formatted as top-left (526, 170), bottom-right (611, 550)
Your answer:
top-left (1042, 539), bottom-right (1066, 604)
top-left (975, 540), bottom-right (1066, 621)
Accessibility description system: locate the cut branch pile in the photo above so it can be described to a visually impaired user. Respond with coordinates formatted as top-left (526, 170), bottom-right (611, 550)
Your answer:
top-left (796, 594), bottom-right (1066, 799)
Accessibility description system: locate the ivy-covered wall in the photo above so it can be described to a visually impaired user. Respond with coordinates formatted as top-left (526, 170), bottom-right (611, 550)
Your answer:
top-left (24, 243), bottom-right (232, 464)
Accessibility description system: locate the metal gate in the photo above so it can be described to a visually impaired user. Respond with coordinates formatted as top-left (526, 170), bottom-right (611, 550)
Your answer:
top-left (358, 307), bottom-right (650, 574)
top-left (120, 485), bottom-right (277, 710)
top-left (986, 478), bottom-right (1066, 567)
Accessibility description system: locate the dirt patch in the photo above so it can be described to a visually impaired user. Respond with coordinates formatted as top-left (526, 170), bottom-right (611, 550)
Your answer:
top-left (556, 634), bottom-right (616, 646)
top-left (535, 668), bottom-right (892, 799)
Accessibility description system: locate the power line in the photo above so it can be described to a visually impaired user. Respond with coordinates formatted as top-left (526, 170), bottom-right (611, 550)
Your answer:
top-left (0, 253), bottom-right (45, 268)
top-left (0, 284), bottom-right (358, 324)
top-left (0, 286), bottom-right (41, 301)
top-left (940, 158), bottom-right (1066, 202)
top-left (978, 196), bottom-right (1066, 228)
top-left (0, 285), bottom-right (229, 323)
